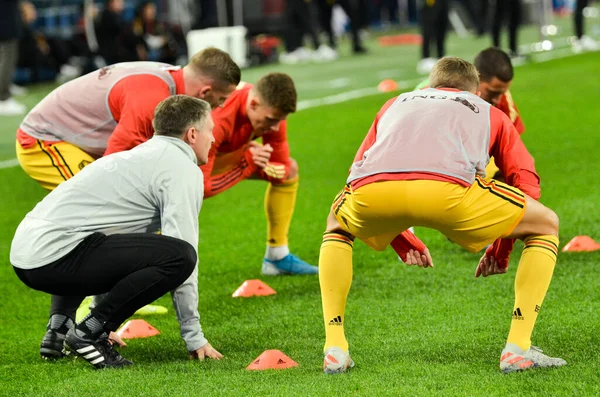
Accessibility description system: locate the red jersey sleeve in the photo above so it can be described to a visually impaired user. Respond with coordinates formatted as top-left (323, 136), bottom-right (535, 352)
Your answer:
top-left (257, 120), bottom-right (292, 183)
top-left (483, 107), bottom-right (533, 271)
top-left (199, 119), bottom-right (258, 198)
top-left (391, 230), bottom-right (428, 263)
top-left (489, 107), bottom-right (540, 200)
top-left (104, 75), bottom-right (171, 156)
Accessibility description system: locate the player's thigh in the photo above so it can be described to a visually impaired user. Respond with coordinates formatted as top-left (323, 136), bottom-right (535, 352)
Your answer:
top-left (439, 177), bottom-right (527, 252)
top-left (332, 178), bottom-right (526, 253)
top-left (31, 233), bottom-right (196, 296)
top-left (505, 195), bottom-right (559, 239)
top-left (16, 140), bottom-right (94, 190)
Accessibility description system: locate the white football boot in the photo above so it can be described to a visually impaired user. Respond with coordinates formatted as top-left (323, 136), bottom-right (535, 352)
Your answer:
top-left (323, 347), bottom-right (354, 374)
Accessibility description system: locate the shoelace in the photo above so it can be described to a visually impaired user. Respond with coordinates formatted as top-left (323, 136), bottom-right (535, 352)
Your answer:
top-left (530, 345), bottom-right (543, 353)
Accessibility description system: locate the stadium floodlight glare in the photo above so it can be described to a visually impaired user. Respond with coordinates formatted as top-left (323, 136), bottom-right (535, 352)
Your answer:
top-left (583, 7), bottom-right (599, 18)
top-left (541, 40), bottom-right (553, 51)
top-left (542, 25), bottom-right (558, 36)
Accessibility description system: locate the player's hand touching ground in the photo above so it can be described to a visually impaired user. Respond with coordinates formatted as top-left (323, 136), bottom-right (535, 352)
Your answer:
top-left (190, 342), bottom-right (223, 361)
top-left (405, 248), bottom-right (434, 268)
top-left (475, 254), bottom-right (508, 277)
top-left (248, 141), bottom-right (273, 168)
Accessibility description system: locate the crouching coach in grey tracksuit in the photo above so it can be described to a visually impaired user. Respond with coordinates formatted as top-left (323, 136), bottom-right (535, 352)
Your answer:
top-left (10, 95), bottom-right (220, 369)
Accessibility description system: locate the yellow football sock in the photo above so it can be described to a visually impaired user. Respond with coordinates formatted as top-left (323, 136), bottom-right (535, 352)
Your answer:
top-left (507, 235), bottom-right (559, 351)
top-left (320, 231), bottom-right (354, 352)
top-left (265, 176), bottom-right (299, 247)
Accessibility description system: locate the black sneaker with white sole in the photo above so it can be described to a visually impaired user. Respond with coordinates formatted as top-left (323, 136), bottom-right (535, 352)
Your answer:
top-left (40, 329), bottom-right (68, 360)
top-left (64, 329), bottom-right (133, 369)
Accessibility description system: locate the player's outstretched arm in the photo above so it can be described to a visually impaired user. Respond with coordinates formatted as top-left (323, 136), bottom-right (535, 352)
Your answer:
top-left (489, 110), bottom-right (540, 200)
top-left (480, 110), bottom-right (542, 274)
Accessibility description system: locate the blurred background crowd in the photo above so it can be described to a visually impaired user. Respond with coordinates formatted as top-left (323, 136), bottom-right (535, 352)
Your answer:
top-left (0, 0), bottom-right (598, 115)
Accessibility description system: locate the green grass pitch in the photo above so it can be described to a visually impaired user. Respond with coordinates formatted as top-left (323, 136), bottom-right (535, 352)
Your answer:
top-left (1, 24), bottom-right (600, 396)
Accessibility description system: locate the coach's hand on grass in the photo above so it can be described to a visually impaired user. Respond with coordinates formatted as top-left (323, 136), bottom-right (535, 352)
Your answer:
top-left (189, 342), bottom-right (223, 361)
top-left (109, 331), bottom-right (127, 347)
top-left (475, 254), bottom-right (508, 278)
top-left (248, 142), bottom-right (273, 169)
top-left (405, 248), bottom-right (434, 268)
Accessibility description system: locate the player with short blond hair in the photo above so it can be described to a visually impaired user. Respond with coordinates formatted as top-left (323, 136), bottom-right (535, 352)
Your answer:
top-left (320, 57), bottom-right (566, 375)
top-left (429, 56), bottom-right (479, 92)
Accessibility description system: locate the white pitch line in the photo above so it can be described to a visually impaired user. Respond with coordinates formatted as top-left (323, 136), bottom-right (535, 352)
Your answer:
top-left (377, 69), bottom-right (404, 79)
top-left (327, 77), bottom-right (352, 89)
top-left (296, 86), bottom-right (378, 111)
top-left (0, 158), bottom-right (19, 169)
top-left (296, 76), bottom-right (351, 91)
top-left (0, 46), bottom-right (595, 171)
top-left (296, 78), bottom-right (423, 111)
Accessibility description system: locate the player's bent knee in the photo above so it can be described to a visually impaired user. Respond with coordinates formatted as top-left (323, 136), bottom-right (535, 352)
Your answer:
top-left (175, 240), bottom-right (197, 280)
top-left (546, 208), bottom-right (560, 236)
top-left (182, 242), bottom-right (197, 268)
top-left (529, 206), bottom-right (559, 237)
top-left (325, 210), bottom-right (343, 233)
top-left (287, 158), bottom-right (299, 180)
top-left (512, 198), bottom-right (560, 239)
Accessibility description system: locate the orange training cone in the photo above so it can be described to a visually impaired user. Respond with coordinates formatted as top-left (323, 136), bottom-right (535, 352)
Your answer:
top-left (246, 350), bottom-right (298, 370)
top-left (378, 33), bottom-right (423, 47)
top-left (562, 235), bottom-right (600, 252)
top-left (377, 79), bottom-right (399, 93)
top-left (232, 279), bottom-right (276, 298)
top-left (116, 319), bottom-right (160, 339)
